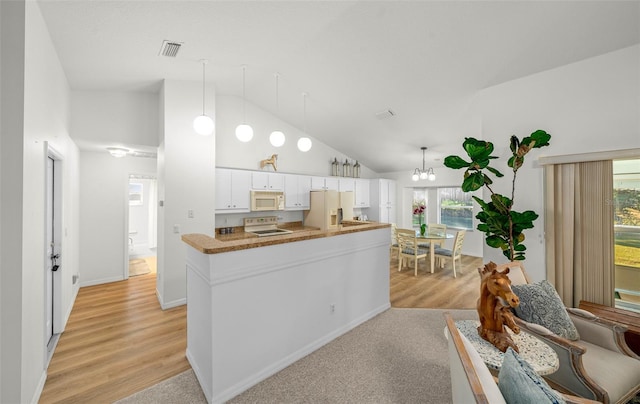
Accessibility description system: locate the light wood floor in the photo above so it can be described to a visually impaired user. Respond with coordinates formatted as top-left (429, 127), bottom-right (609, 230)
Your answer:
top-left (39, 253), bottom-right (483, 403)
top-left (391, 253), bottom-right (483, 308)
top-left (39, 259), bottom-right (189, 403)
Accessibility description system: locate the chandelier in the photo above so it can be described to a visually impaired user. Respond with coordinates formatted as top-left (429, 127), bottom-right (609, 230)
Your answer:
top-left (412, 146), bottom-right (436, 181)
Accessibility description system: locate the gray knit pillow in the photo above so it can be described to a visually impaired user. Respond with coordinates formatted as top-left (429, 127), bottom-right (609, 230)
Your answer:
top-left (512, 280), bottom-right (579, 341)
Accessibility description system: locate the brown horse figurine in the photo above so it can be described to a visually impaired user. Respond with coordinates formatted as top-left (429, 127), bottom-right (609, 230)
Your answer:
top-left (477, 261), bottom-right (521, 352)
top-left (260, 154), bottom-right (278, 171)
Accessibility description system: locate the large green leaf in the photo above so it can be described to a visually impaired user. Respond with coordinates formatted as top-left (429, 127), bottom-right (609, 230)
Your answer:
top-left (511, 210), bottom-right (538, 224)
top-left (463, 138), bottom-right (495, 161)
top-left (490, 194), bottom-right (512, 214)
top-left (486, 166), bottom-right (504, 178)
top-left (510, 136), bottom-right (519, 154)
top-left (508, 155), bottom-right (524, 170)
top-left (462, 172), bottom-right (485, 191)
top-left (473, 196), bottom-right (489, 209)
top-left (444, 155), bottom-right (470, 169)
top-left (529, 130), bottom-right (551, 148)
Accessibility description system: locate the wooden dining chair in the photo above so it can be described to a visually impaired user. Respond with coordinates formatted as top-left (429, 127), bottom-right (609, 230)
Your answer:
top-left (433, 230), bottom-right (465, 277)
top-left (390, 223), bottom-right (399, 257)
top-left (396, 228), bottom-right (429, 276)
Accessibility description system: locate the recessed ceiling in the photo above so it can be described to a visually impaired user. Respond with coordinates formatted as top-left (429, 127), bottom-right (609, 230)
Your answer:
top-left (37, 0), bottom-right (640, 173)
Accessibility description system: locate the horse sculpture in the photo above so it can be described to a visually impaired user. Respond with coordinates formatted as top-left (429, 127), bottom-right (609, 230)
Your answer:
top-left (260, 154), bottom-right (278, 171)
top-left (477, 261), bottom-right (521, 352)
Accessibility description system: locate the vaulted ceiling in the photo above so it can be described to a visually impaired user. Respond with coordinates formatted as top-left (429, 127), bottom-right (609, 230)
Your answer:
top-left (37, 1), bottom-right (640, 173)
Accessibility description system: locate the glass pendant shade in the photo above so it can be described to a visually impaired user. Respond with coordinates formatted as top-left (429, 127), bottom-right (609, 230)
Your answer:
top-left (194, 114), bottom-right (214, 135)
top-left (412, 169), bottom-right (420, 182)
top-left (235, 123), bottom-right (254, 142)
top-left (428, 170), bottom-right (436, 181)
top-left (297, 137), bottom-right (312, 152)
top-left (419, 171), bottom-right (428, 180)
top-left (270, 130), bottom-right (285, 147)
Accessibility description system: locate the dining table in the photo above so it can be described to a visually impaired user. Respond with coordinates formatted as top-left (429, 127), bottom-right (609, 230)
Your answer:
top-left (416, 231), bottom-right (454, 273)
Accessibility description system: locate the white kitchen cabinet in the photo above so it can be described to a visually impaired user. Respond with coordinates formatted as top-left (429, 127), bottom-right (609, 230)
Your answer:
top-left (215, 168), bottom-right (251, 212)
top-left (284, 174), bottom-right (311, 210)
top-left (354, 179), bottom-right (370, 208)
top-left (338, 178), bottom-right (355, 192)
top-left (324, 177), bottom-right (339, 190)
top-left (252, 171), bottom-right (284, 190)
top-left (311, 176), bottom-right (339, 191)
top-left (369, 178), bottom-right (396, 224)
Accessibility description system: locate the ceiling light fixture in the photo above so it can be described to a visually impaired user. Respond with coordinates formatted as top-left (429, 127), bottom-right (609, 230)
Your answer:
top-left (412, 146), bottom-right (436, 182)
top-left (297, 92), bottom-right (312, 152)
top-left (107, 147), bottom-right (129, 158)
top-left (269, 73), bottom-right (285, 147)
top-left (235, 64), bottom-right (254, 142)
top-left (193, 59), bottom-right (214, 136)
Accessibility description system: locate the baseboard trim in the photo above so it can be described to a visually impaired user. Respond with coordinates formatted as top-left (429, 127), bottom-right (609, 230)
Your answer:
top-left (156, 288), bottom-right (186, 310)
top-left (79, 275), bottom-right (123, 287)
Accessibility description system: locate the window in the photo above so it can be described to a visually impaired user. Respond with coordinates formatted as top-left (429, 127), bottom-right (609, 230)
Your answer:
top-left (129, 183), bottom-right (143, 206)
top-left (613, 159), bottom-right (640, 311)
top-left (438, 187), bottom-right (473, 230)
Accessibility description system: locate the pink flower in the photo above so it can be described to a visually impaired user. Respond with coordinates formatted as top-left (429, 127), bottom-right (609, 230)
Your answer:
top-left (413, 204), bottom-right (425, 215)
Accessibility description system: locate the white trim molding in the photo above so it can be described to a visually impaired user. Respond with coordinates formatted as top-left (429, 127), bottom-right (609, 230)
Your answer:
top-left (538, 148), bottom-right (640, 166)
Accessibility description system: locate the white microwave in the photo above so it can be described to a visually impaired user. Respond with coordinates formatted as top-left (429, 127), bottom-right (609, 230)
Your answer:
top-left (250, 190), bottom-right (285, 211)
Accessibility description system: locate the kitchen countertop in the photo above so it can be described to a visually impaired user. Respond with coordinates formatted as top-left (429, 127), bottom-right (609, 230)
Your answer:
top-left (181, 220), bottom-right (390, 254)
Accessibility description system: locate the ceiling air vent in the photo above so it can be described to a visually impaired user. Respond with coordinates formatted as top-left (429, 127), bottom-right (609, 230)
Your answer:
top-left (375, 109), bottom-right (395, 120)
top-left (159, 40), bottom-right (183, 57)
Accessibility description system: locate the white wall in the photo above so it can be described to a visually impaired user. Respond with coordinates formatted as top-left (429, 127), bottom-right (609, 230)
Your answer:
top-left (216, 95), bottom-right (376, 178)
top-left (1, 1), bottom-right (80, 402)
top-left (78, 152), bottom-right (156, 286)
top-left (0, 2), bottom-right (25, 402)
top-left (71, 91), bottom-right (159, 148)
top-left (157, 80), bottom-right (216, 308)
top-left (473, 45), bottom-right (640, 281)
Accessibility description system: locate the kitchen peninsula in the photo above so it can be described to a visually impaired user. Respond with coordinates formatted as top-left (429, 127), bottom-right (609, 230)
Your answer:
top-left (182, 222), bottom-right (391, 403)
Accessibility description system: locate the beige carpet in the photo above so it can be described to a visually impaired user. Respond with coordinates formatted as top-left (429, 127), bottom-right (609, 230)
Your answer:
top-left (128, 258), bottom-right (151, 277)
top-left (115, 308), bottom-right (478, 404)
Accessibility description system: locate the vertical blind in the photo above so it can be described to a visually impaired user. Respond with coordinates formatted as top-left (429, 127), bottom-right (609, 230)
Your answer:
top-left (545, 160), bottom-right (614, 307)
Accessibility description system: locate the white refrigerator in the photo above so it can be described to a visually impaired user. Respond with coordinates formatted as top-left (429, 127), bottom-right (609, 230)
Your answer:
top-left (304, 190), bottom-right (354, 230)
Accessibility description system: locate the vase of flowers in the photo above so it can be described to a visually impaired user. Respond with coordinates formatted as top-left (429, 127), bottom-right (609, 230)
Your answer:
top-left (413, 203), bottom-right (426, 235)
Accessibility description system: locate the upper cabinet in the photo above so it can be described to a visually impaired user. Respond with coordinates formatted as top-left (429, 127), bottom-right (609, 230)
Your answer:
top-left (284, 174), bottom-right (312, 210)
top-left (252, 171), bottom-right (284, 190)
top-left (215, 168), bottom-right (251, 212)
top-left (369, 179), bottom-right (396, 223)
top-left (354, 179), bottom-right (370, 208)
top-left (338, 178), bottom-right (355, 192)
top-left (311, 176), bottom-right (339, 191)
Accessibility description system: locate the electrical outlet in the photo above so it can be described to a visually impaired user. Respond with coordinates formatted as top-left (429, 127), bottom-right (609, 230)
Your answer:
top-left (173, 224), bottom-right (180, 234)
top-left (188, 209), bottom-right (194, 218)
top-left (330, 304), bottom-right (335, 314)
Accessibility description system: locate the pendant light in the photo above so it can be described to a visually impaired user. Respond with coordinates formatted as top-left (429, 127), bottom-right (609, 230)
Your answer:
top-left (269, 73), bottom-right (285, 147)
top-left (193, 59), bottom-right (214, 136)
top-left (297, 92), bottom-right (312, 152)
top-left (411, 146), bottom-right (436, 181)
top-left (235, 65), bottom-right (254, 142)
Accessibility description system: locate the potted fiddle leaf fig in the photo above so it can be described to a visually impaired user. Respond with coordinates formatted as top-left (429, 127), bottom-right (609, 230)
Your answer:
top-left (444, 130), bottom-right (551, 261)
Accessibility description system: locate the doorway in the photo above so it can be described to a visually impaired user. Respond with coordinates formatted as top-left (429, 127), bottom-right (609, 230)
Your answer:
top-left (45, 147), bottom-right (63, 362)
top-left (126, 175), bottom-right (157, 278)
